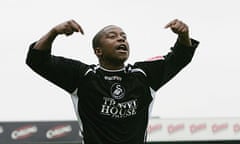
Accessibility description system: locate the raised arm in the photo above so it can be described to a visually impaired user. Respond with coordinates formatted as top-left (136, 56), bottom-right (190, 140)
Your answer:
top-left (34, 19), bottom-right (84, 51)
top-left (164, 19), bottom-right (192, 47)
top-left (26, 20), bottom-right (87, 93)
top-left (135, 19), bottom-right (199, 91)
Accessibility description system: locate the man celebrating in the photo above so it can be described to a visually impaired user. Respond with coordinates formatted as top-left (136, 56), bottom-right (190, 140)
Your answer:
top-left (26, 19), bottom-right (199, 144)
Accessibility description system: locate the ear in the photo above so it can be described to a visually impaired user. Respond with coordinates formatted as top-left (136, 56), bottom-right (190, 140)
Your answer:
top-left (94, 47), bottom-right (102, 57)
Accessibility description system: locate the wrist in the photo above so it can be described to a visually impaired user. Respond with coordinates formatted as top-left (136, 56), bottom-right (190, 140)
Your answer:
top-left (49, 28), bottom-right (58, 37)
top-left (178, 33), bottom-right (192, 47)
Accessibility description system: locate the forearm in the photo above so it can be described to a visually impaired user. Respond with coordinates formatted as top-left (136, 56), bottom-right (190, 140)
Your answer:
top-left (33, 20), bottom-right (83, 51)
top-left (177, 32), bottom-right (192, 47)
top-left (33, 28), bottom-right (58, 51)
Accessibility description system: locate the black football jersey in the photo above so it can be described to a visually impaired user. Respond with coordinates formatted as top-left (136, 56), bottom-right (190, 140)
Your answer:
top-left (26, 39), bottom-right (199, 144)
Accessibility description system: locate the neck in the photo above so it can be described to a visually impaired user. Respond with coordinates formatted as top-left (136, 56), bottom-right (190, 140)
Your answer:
top-left (99, 61), bottom-right (125, 70)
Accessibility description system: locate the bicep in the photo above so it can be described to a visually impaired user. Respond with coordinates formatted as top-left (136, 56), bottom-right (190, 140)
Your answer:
top-left (26, 49), bottom-right (88, 93)
top-left (136, 39), bottom-right (198, 91)
top-left (42, 56), bottom-right (87, 93)
top-left (135, 51), bottom-right (193, 91)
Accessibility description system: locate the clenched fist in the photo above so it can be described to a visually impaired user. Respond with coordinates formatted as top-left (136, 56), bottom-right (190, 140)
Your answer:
top-left (51, 19), bottom-right (84, 36)
top-left (165, 19), bottom-right (192, 46)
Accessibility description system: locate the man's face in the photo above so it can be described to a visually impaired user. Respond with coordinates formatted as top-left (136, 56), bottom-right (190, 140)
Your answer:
top-left (96, 26), bottom-right (129, 66)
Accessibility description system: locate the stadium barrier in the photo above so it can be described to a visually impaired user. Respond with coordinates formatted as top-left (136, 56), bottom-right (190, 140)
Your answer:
top-left (1, 117), bottom-right (240, 144)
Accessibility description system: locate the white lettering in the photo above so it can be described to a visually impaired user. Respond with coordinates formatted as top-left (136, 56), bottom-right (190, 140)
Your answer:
top-left (101, 105), bottom-right (110, 114)
top-left (101, 97), bottom-right (138, 118)
top-left (11, 126), bottom-right (37, 140)
top-left (110, 106), bottom-right (119, 115)
top-left (46, 125), bottom-right (72, 139)
top-left (104, 76), bottom-right (122, 81)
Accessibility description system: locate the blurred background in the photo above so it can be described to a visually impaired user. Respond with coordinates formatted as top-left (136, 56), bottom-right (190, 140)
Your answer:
top-left (0, 0), bottom-right (239, 143)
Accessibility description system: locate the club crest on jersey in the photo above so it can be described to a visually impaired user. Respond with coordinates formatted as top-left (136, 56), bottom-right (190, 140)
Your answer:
top-left (110, 83), bottom-right (125, 99)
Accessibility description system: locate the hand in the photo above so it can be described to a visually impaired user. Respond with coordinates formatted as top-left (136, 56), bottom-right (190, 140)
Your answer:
top-left (164, 19), bottom-right (189, 36)
top-left (165, 19), bottom-right (192, 46)
top-left (33, 20), bottom-right (84, 51)
top-left (52, 19), bottom-right (84, 36)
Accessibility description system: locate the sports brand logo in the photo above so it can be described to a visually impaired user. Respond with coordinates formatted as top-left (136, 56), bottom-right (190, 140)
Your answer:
top-left (110, 83), bottom-right (125, 99)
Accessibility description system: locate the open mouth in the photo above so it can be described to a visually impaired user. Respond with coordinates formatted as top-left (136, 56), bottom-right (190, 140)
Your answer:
top-left (116, 44), bottom-right (128, 51)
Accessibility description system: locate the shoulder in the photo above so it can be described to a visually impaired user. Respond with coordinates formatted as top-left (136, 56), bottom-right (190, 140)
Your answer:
top-left (133, 55), bottom-right (165, 68)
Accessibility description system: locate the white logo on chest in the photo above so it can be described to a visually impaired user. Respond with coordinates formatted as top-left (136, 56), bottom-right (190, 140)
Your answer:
top-left (110, 83), bottom-right (125, 99)
top-left (104, 76), bottom-right (122, 81)
top-left (101, 97), bottom-right (137, 118)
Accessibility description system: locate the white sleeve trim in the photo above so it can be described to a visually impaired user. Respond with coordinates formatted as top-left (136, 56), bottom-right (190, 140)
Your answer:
top-left (70, 88), bottom-right (84, 143)
top-left (131, 68), bottom-right (147, 77)
top-left (148, 87), bottom-right (156, 117)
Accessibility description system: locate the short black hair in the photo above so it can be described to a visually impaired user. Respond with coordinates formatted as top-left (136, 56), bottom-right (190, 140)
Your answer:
top-left (92, 25), bottom-right (119, 49)
top-left (92, 30), bottom-right (103, 49)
